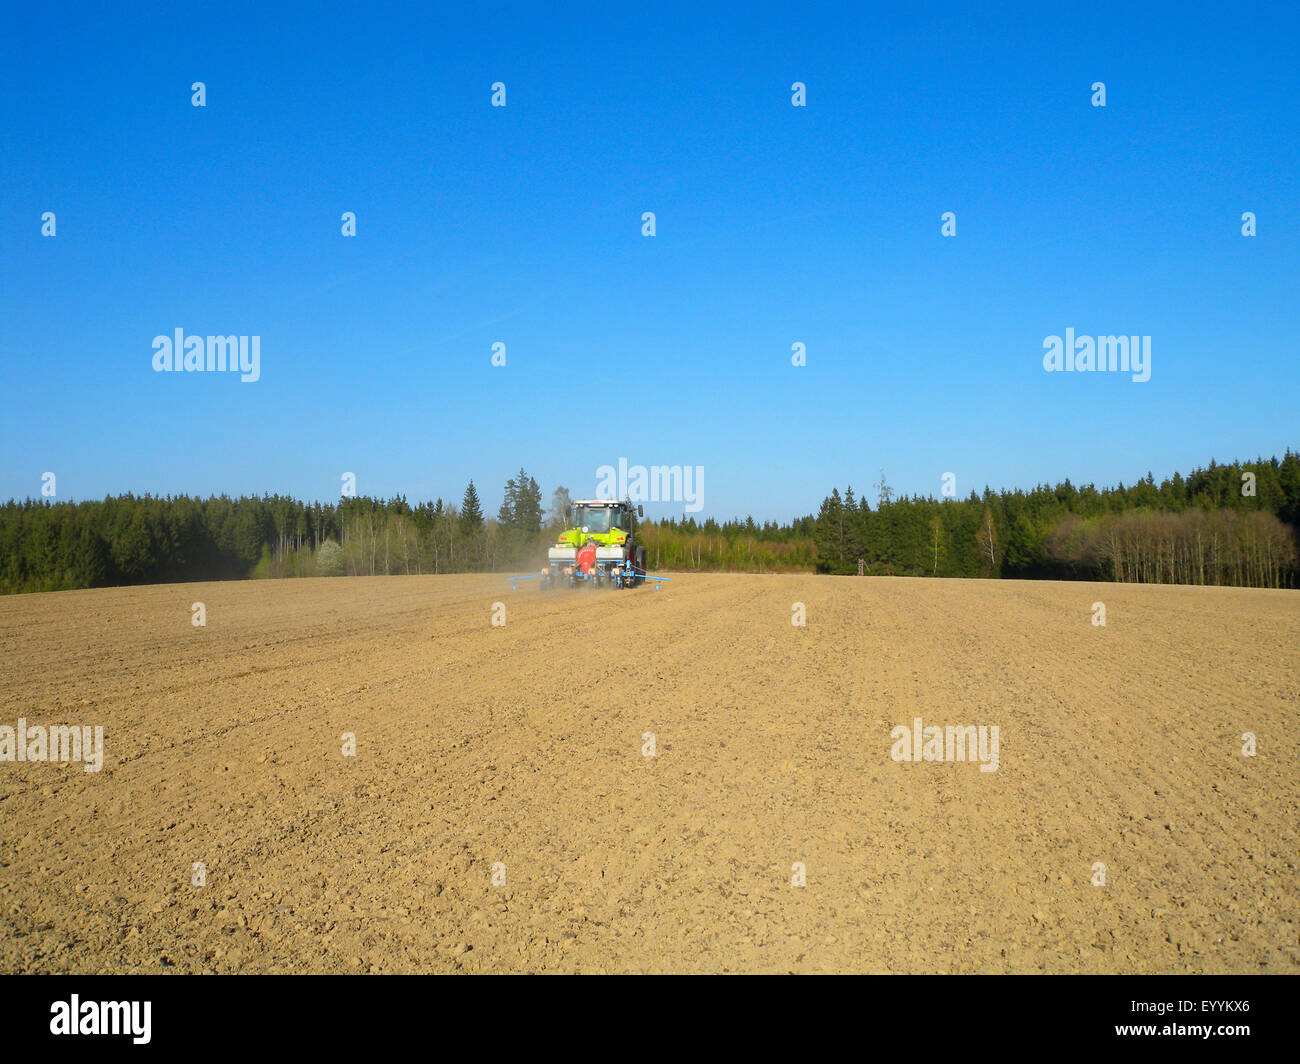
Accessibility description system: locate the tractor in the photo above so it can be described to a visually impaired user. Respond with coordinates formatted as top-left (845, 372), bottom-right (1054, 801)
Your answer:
top-left (507, 499), bottom-right (670, 590)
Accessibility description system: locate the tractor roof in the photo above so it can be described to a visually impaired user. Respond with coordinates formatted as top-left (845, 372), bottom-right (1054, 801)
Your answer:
top-left (573, 499), bottom-right (629, 507)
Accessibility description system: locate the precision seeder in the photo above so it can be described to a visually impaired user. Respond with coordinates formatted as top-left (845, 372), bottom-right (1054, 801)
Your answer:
top-left (507, 499), bottom-right (672, 591)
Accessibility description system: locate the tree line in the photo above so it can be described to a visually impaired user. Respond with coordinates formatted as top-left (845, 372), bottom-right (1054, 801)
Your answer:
top-left (1, 454), bottom-right (1296, 593)
top-left (811, 454), bottom-right (1300, 588)
top-left (0, 471), bottom-right (551, 593)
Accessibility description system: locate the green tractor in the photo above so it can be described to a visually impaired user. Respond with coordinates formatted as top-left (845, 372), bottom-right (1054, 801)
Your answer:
top-left (546, 499), bottom-right (647, 588)
top-left (507, 499), bottom-right (670, 590)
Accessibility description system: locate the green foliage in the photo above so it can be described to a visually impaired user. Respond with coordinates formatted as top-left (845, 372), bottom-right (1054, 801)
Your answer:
top-left (315, 539), bottom-right (344, 576)
top-left (811, 452), bottom-right (1300, 587)
top-left (0, 452), bottom-right (1295, 593)
top-left (494, 468), bottom-right (547, 569)
top-left (460, 481), bottom-right (484, 534)
top-left (642, 514), bottom-right (816, 572)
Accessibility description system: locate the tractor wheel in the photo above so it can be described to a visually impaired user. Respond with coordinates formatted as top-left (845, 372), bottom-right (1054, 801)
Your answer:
top-left (634, 546), bottom-right (647, 586)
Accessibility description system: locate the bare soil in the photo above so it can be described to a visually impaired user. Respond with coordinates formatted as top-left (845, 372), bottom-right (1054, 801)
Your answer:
top-left (0, 574), bottom-right (1296, 973)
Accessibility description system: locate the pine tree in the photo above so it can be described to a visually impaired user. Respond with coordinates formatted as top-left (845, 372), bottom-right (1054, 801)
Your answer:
top-left (518, 475), bottom-right (542, 534)
top-left (460, 481), bottom-right (484, 537)
top-left (498, 474), bottom-right (519, 528)
top-left (814, 489), bottom-right (846, 573)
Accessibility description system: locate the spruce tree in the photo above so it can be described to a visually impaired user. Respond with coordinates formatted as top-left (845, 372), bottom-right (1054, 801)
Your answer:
top-left (517, 473), bottom-right (542, 534)
top-left (460, 481), bottom-right (484, 537)
top-left (498, 474), bottom-right (519, 529)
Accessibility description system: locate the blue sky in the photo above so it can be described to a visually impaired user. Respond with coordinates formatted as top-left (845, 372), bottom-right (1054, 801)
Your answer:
top-left (2, 1), bottom-right (1297, 522)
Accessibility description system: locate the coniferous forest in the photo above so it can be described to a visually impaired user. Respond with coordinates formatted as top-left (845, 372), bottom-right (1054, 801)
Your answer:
top-left (1, 454), bottom-right (1296, 594)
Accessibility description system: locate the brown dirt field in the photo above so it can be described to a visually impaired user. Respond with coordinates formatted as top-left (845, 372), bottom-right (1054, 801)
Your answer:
top-left (0, 573), bottom-right (1296, 974)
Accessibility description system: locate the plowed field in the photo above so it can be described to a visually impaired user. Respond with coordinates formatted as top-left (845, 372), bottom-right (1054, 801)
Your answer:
top-left (1, 574), bottom-right (1296, 973)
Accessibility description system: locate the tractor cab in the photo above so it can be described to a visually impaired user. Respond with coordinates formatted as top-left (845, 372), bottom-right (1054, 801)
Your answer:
top-left (573, 501), bottom-right (630, 538)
